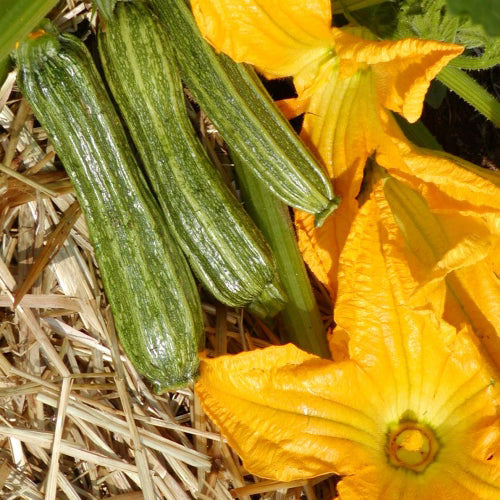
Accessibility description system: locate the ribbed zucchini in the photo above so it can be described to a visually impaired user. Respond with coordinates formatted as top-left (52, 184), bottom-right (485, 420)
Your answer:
top-left (149, 0), bottom-right (339, 227)
top-left (16, 27), bottom-right (204, 391)
top-left (97, 1), bottom-right (286, 317)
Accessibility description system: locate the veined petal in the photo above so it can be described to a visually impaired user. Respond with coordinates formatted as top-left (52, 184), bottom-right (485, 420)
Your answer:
top-left (191, 0), bottom-right (334, 80)
top-left (198, 192), bottom-right (500, 496)
top-left (381, 174), bottom-right (497, 276)
top-left (333, 195), bottom-right (500, 498)
top-left (338, 450), bottom-right (500, 500)
top-left (292, 61), bottom-right (393, 296)
top-left (431, 417), bottom-right (500, 499)
top-left (436, 214), bottom-right (497, 272)
top-left (331, 28), bottom-right (464, 122)
top-left (336, 193), bottom-right (498, 414)
top-left (382, 132), bottom-right (500, 216)
top-left (295, 198), bottom-right (358, 296)
top-left (335, 196), bottom-right (451, 418)
top-left (372, 172), bottom-right (500, 373)
top-left (195, 344), bottom-right (382, 481)
top-left (444, 264), bottom-right (500, 373)
top-left (300, 61), bottom-right (382, 198)
top-left (378, 170), bottom-right (498, 285)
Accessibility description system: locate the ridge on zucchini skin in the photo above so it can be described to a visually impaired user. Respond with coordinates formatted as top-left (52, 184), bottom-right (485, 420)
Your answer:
top-left (97, 1), bottom-right (287, 316)
top-left (149, 0), bottom-right (340, 227)
top-left (16, 29), bottom-right (205, 392)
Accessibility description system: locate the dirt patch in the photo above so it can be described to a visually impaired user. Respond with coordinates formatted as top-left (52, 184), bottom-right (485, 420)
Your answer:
top-left (421, 67), bottom-right (500, 170)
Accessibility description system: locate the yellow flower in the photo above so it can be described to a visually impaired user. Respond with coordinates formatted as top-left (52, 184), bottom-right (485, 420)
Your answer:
top-left (368, 142), bottom-right (500, 375)
top-left (191, 0), bottom-right (463, 297)
top-left (196, 196), bottom-right (500, 498)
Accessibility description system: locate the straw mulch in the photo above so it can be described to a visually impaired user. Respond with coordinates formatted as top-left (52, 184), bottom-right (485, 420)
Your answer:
top-left (0, 2), bottom-right (336, 499)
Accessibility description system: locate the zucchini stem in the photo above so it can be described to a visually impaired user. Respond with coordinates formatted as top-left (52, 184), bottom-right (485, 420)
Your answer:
top-left (437, 66), bottom-right (500, 128)
top-left (234, 157), bottom-right (330, 358)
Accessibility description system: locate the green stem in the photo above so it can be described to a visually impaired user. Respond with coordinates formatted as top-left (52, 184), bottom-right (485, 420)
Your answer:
top-left (234, 155), bottom-right (330, 359)
top-left (437, 66), bottom-right (500, 127)
top-left (450, 54), bottom-right (500, 71)
top-left (0, 0), bottom-right (58, 63)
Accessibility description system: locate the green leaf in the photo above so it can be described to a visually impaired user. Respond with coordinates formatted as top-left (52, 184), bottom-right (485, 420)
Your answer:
top-left (0, 0), bottom-right (58, 63)
top-left (445, 0), bottom-right (500, 36)
top-left (367, 0), bottom-right (500, 69)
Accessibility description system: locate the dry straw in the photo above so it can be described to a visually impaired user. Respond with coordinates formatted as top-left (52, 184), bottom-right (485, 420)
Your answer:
top-left (0, 1), bottom-right (336, 498)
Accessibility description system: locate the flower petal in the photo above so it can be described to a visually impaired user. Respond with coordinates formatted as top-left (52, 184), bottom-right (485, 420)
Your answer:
top-left (338, 453), bottom-right (500, 500)
top-left (191, 0), bottom-right (334, 80)
top-left (299, 61), bottom-right (382, 198)
top-left (444, 264), bottom-right (500, 373)
top-left (381, 132), bottom-right (500, 217)
top-left (293, 62), bottom-right (393, 296)
top-left (431, 416), bottom-right (500, 500)
top-left (374, 171), bottom-right (500, 373)
top-left (333, 194), bottom-right (500, 498)
top-left (295, 198), bottom-right (358, 295)
top-left (195, 344), bottom-right (382, 481)
top-left (331, 28), bottom-right (464, 122)
top-left (197, 192), bottom-right (500, 495)
top-left (381, 173), bottom-right (497, 276)
top-left (335, 193), bottom-right (499, 421)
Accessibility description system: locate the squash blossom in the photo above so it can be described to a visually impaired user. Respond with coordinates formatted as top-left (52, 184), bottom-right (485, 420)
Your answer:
top-left (192, 0), bottom-right (500, 366)
top-left (196, 195), bottom-right (500, 498)
top-left (191, 0), bottom-right (464, 297)
top-left (366, 131), bottom-right (500, 375)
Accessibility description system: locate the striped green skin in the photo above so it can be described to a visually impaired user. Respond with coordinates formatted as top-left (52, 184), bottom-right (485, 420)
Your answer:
top-left (148, 0), bottom-right (339, 227)
top-left (17, 31), bottom-right (204, 392)
top-left (98, 2), bottom-right (286, 315)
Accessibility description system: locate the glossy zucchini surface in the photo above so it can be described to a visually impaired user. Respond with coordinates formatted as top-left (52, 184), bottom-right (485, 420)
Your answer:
top-left (17, 28), bottom-right (205, 391)
top-left (98, 1), bottom-right (286, 316)
top-left (149, 0), bottom-right (339, 226)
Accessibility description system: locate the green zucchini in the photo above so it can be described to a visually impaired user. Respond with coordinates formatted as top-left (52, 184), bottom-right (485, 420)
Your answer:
top-left (16, 27), bottom-right (204, 391)
top-left (97, 1), bottom-right (286, 317)
top-left (148, 0), bottom-right (339, 227)
top-left (234, 156), bottom-right (330, 358)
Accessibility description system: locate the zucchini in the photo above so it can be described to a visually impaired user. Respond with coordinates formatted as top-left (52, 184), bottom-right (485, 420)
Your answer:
top-left (234, 156), bottom-right (330, 358)
top-left (97, 1), bottom-right (286, 316)
top-left (148, 0), bottom-right (339, 227)
top-left (16, 27), bottom-right (205, 391)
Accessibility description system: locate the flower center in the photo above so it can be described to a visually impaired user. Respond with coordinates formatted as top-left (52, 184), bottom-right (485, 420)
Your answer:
top-left (386, 421), bottom-right (439, 472)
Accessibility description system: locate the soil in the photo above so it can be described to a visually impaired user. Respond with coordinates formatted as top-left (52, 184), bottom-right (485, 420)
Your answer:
top-left (421, 67), bottom-right (500, 170)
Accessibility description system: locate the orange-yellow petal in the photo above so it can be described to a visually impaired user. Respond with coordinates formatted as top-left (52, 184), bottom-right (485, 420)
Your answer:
top-left (299, 61), bottom-right (383, 198)
top-left (195, 344), bottom-right (382, 481)
top-left (295, 198), bottom-right (358, 296)
top-left (380, 173), bottom-right (498, 277)
top-left (444, 265), bottom-right (500, 373)
top-left (371, 170), bottom-right (500, 374)
top-left (276, 95), bottom-right (310, 120)
top-left (335, 193), bottom-right (496, 409)
top-left (191, 0), bottom-right (334, 81)
top-left (331, 28), bottom-right (464, 122)
top-left (292, 61), bottom-right (394, 296)
top-left (197, 192), bottom-right (500, 495)
top-left (332, 194), bottom-right (500, 498)
top-left (381, 131), bottom-right (500, 219)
